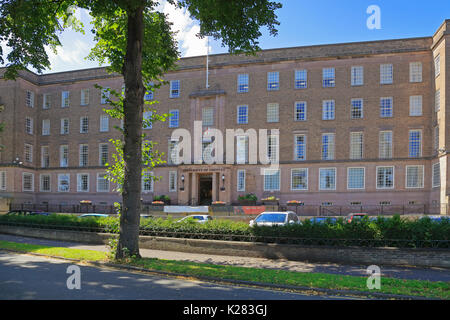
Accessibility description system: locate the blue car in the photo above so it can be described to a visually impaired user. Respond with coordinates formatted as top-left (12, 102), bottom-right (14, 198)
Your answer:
top-left (420, 215), bottom-right (450, 223)
top-left (308, 217), bottom-right (337, 224)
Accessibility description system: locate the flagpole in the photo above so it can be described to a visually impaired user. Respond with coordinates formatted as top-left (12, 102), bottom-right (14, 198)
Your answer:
top-left (206, 36), bottom-right (209, 89)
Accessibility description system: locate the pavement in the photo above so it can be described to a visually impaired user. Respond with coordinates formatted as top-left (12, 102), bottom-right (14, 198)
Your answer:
top-left (1, 233), bottom-right (449, 282)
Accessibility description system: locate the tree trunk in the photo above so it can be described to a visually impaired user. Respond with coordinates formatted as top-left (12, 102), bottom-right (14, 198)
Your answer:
top-left (116, 5), bottom-right (145, 259)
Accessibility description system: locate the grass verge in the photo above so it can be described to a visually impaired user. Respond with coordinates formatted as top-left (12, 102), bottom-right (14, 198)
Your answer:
top-left (0, 240), bottom-right (448, 299)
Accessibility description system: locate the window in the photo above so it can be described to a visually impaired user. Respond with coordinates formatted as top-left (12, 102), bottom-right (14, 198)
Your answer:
top-left (100, 87), bottom-right (110, 104)
top-left (380, 64), bottom-right (393, 84)
top-left (79, 144), bottom-right (89, 167)
top-left (26, 91), bottom-right (34, 108)
top-left (40, 174), bottom-right (51, 192)
top-left (321, 133), bottom-right (335, 160)
top-left (263, 169), bottom-right (280, 191)
top-left (319, 168), bottom-right (336, 190)
top-left (409, 62), bottom-right (422, 82)
top-left (81, 89), bottom-right (90, 106)
top-left (42, 119), bottom-right (50, 136)
top-left (267, 134), bottom-right (279, 163)
top-left (347, 168), bottom-right (365, 189)
top-left (169, 171), bottom-right (177, 192)
top-left (236, 135), bottom-right (248, 164)
top-left (435, 126), bottom-right (439, 151)
top-left (58, 174), bottom-right (70, 192)
top-left (294, 135), bottom-right (306, 161)
top-left (99, 143), bottom-right (108, 166)
top-left (60, 145), bottom-right (68, 167)
top-left (143, 111), bottom-right (152, 129)
top-left (202, 107), bottom-right (214, 127)
top-left (80, 116), bottom-right (89, 133)
top-left (406, 165), bottom-right (424, 189)
top-left (77, 173), bottom-right (89, 192)
top-left (351, 99), bottom-right (363, 119)
top-left (294, 70), bottom-right (307, 89)
top-left (100, 115), bottom-right (109, 132)
top-left (0, 171), bottom-right (6, 190)
top-left (294, 101), bottom-right (307, 121)
top-left (435, 54), bottom-right (440, 77)
top-left (169, 109), bottom-right (179, 128)
top-left (237, 74), bottom-right (249, 93)
top-left (22, 173), bottom-right (34, 192)
top-left (43, 93), bottom-right (51, 109)
top-left (350, 132), bottom-right (363, 159)
top-left (237, 169), bottom-right (246, 192)
top-left (142, 171), bottom-right (153, 192)
top-left (170, 80), bottom-right (180, 98)
top-left (435, 89), bottom-right (441, 112)
top-left (380, 97), bottom-right (393, 118)
top-left (61, 91), bottom-right (70, 108)
top-left (97, 173), bottom-right (109, 192)
top-left (409, 96), bottom-right (422, 116)
top-left (322, 100), bottom-right (335, 120)
top-left (168, 139), bottom-right (179, 165)
top-left (237, 105), bottom-right (248, 124)
top-left (322, 68), bottom-right (335, 88)
top-left (41, 146), bottom-right (49, 168)
top-left (376, 166), bottom-right (394, 189)
top-left (24, 144), bottom-right (33, 163)
top-left (351, 66), bottom-right (364, 86)
top-left (25, 117), bottom-right (33, 134)
top-left (409, 130), bottom-right (422, 158)
top-left (267, 72), bottom-right (279, 91)
top-left (144, 82), bottom-right (154, 101)
top-left (267, 103), bottom-right (279, 122)
top-left (432, 163), bottom-right (440, 188)
top-left (291, 168), bottom-right (308, 191)
top-left (379, 131), bottom-right (392, 159)
top-left (60, 118), bottom-right (69, 135)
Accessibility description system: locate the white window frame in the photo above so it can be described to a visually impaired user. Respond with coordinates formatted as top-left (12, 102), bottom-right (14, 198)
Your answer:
top-left (379, 131), bottom-right (393, 159)
top-left (409, 95), bottom-right (422, 116)
top-left (43, 93), bottom-right (51, 109)
top-left (99, 143), bottom-right (109, 166)
top-left (376, 166), bottom-right (394, 189)
top-left (432, 162), bottom-right (440, 188)
top-left (435, 54), bottom-right (440, 78)
top-left (60, 145), bottom-right (69, 167)
top-left (319, 168), bottom-right (336, 191)
top-left (60, 118), bottom-right (69, 135)
top-left (40, 174), bottom-right (51, 192)
top-left (408, 129), bottom-right (422, 158)
top-left (351, 98), bottom-right (363, 119)
top-left (349, 132), bottom-right (364, 160)
top-left (169, 171), bottom-right (177, 192)
top-left (96, 173), bottom-right (109, 192)
top-left (263, 168), bottom-right (280, 191)
top-left (267, 103), bottom-right (279, 123)
top-left (405, 165), bottom-right (424, 189)
top-left (61, 91), bottom-right (70, 108)
top-left (322, 68), bottom-right (335, 88)
top-left (267, 72), bottom-right (279, 91)
top-left (169, 109), bottom-right (179, 128)
top-left (42, 119), bottom-right (50, 136)
top-left (79, 144), bottom-right (89, 167)
top-left (58, 173), bottom-right (70, 192)
top-left (237, 74), bottom-right (249, 93)
top-left (22, 172), bottom-right (34, 192)
top-left (380, 97), bottom-right (393, 118)
top-left (81, 89), bottom-right (90, 106)
top-left (202, 107), bottom-right (214, 127)
top-left (170, 80), bottom-right (180, 98)
top-left (409, 62), bottom-right (422, 83)
top-left (291, 168), bottom-right (308, 191)
top-left (237, 105), bottom-right (248, 124)
top-left (41, 146), bottom-right (49, 168)
top-left (380, 64), bottom-right (393, 84)
top-left (294, 101), bottom-right (307, 121)
top-left (142, 171), bottom-right (154, 193)
top-left (80, 116), bottom-right (89, 133)
top-left (294, 69), bottom-right (307, 89)
top-left (321, 133), bottom-right (335, 160)
top-left (26, 91), bottom-right (34, 108)
top-left (25, 117), bottom-right (33, 135)
top-left (0, 171), bottom-right (6, 191)
top-left (322, 100), bottom-right (335, 120)
top-left (237, 169), bottom-right (246, 192)
top-left (24, 144), bottom-right (33, 163)
top-left (347, 167), bottom-right (365, 190)
top-left (351, 66), bottom-right (364, 86)
top-left (100, 87), bottom-right (110, 104)
top-left (294, 134), bottom-right (306, 161)
top-left (77, 173), bottom-right (90, 192)
top-left (100, 115), bottom-right (109, 132)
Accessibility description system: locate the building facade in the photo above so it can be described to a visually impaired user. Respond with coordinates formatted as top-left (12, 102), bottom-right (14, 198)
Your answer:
top-left (1, 20), bottom-right (450, 212)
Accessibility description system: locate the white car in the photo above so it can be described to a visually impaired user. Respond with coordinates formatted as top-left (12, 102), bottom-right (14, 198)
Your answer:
top-left (177, 215), bottom-right (213, 223)
top-left (249, 211), bottom-right (300, 227)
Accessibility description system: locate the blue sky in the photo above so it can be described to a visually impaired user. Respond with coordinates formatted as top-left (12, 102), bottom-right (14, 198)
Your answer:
top-left (2, 0), bottom-right (450, 73)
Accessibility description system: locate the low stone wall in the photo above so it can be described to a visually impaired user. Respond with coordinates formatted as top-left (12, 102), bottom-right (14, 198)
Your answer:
top-left (1, 224), bottom-right (449, 269)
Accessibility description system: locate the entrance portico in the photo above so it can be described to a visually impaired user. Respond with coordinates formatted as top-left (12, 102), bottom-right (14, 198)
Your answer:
top-left (178, 165), bottom-right (231, 205)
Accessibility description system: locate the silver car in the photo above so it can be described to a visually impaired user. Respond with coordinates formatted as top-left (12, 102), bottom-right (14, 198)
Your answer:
top-left (177, 215), bottom-right (213, 224)
top-left (249, 211), bottom-right (300, 227)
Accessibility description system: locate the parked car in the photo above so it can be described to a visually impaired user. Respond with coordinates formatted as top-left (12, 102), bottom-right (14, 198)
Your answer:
top-left (78, 213), bottom-right (109, 218)
top-left (419, 215), bottom-right (450, 223)
top-left (6, 210), bottom-right (49, 216)
top-left (249, 211), bottom-right (300, 227)
top-left (177, 215), bottom-right (213, 223)
top-left (308, 217), bottom-right (337, 224)
top-left (346, 213), bottom-right (368, 223)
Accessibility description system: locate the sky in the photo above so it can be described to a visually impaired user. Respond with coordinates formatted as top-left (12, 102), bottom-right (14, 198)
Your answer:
top-left (2, 0), bottom-right (450, 74)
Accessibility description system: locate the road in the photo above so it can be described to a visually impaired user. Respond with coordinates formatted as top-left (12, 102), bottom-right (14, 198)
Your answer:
top-left (0, 251), bottom-right (351, 300)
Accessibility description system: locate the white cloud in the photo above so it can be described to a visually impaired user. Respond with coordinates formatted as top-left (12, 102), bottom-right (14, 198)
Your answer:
top-left (158, 0), bottom-right (210, 57)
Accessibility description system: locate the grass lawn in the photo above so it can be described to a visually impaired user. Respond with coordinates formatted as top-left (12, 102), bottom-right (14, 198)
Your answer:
top-left (0, 240), bottom-right (448, 299)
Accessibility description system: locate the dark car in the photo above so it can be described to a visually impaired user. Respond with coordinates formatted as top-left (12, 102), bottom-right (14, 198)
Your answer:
top-left (346, 213), bottom-right (368, 223)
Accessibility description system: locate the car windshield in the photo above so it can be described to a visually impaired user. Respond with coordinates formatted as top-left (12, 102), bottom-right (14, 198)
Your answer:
top-left (255, 214), bottom-right (286, 223)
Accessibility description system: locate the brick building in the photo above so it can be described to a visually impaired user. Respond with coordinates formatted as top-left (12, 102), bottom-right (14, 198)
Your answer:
top-left (0, 20), bottom-right (449, 213)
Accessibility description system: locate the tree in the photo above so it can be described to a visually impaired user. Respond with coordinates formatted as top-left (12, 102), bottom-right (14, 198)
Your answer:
top-left (0, 0), bottom-right (282, 259)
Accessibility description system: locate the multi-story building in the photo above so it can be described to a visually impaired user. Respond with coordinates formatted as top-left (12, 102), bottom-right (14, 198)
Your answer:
top-left (1, 20), bottom-right (449, 213)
